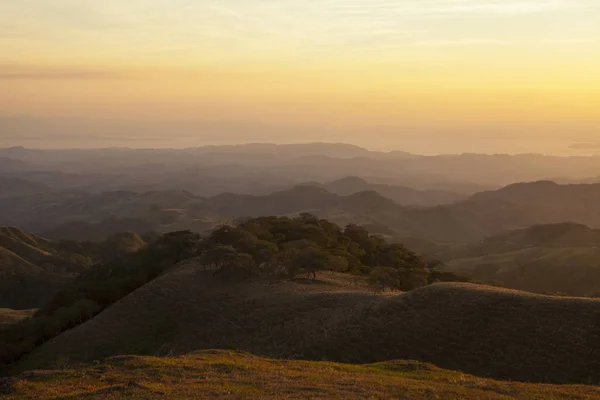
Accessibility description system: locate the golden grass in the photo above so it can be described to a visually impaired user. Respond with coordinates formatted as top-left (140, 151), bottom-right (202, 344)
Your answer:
top-left (6, 350), bottom-right (600, 399)
top-left (0, 309), bottom-right (36, 327)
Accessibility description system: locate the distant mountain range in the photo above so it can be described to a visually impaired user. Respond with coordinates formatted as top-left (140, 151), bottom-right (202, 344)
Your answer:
top-left (4, 143), bottom-right (600, 195)
top-left (302, 176), bottom-right (466, 206)
top-left (5, 180), bottom-right (600, 245)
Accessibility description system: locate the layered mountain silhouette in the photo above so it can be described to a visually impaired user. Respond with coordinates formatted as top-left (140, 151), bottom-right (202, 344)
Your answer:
top-left (303, 176), bottom-right (466, 206)
top-left (4, 180), bottom-right (600, 244)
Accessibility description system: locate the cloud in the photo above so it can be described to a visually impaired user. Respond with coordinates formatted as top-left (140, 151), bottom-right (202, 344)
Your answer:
top-left (409, 38), bottom-right (507, 47)
top-left (0, 65), bottom-right (129, 80)
top-left (544, 38), bottom-right (594, 44)
top-left (299, 0), bottom-right (598, 19)
top-left (570, 142), bottom-right (600, 150)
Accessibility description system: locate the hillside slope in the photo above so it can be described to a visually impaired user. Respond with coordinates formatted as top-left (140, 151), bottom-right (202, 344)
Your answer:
top-left (18, 267), bottom-right (600, 384)
top-left (7, 350), bottom-right (600, 399)
top-left (434, 223), bottom-right (600, 296)
top-left (0, 228), bottom-right (147, 308)
top-left (0, 227), bottom-right (95, 309)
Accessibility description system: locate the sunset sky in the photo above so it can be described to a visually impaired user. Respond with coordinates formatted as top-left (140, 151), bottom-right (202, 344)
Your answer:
top-left (1, 0), bottom-right (599, 153)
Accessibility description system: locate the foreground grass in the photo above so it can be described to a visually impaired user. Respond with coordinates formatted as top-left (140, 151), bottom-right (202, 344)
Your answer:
top-left (5, 350), bottom-right (600, 399)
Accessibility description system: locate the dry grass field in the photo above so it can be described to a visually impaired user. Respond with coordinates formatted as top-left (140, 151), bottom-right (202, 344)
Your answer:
top-left (0, 309), bottom-right (35, 327)
top-left (6, 350), bottom-right (600, 399)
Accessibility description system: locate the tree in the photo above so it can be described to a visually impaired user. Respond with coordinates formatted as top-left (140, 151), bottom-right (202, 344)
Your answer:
top-left (368, 267), bottom-right (399, 292)
top-left (286, 247), bottom-right (330, 279)
top-left (200, 245), bottom-right (255, 280)
top-left (147, 230), bottom-right (202, 265)
top-left (329, 255), bottom-right (349, 274)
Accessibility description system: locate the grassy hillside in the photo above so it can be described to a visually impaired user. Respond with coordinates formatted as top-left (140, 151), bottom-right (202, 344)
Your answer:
top-left (0, 309), bottom-right (35, 327)
top-left (17, 267), bottom-right (600, 385)
top-left (0, 228), bottom-right (93, 309)
top-left (434, 223), bottom-right (600, 296)
top-left (0, 227), bottom-right (147, 309)
top-left (5, 350), bottom-right (600, 399)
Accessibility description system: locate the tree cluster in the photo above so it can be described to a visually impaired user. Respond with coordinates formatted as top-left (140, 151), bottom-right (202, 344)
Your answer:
top-left (0, 215), bottom-right (464, 367)
top-left (200, 214), bottom-right (433, 290)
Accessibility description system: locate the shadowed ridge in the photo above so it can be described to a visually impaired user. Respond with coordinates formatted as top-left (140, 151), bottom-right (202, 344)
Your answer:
top-left (434, 222), bottom-right (600, 296)
top-left (0, 227), bottom-right (47, 249)
top-left (488, 222), bottom-right (600, 247)
top-left (0, 228), bottom-right (99, 309)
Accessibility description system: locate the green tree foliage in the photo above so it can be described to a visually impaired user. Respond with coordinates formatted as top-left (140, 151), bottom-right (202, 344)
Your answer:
top-left (369, 267), bottom-right (401, 292)
top-left (0, 216), bottom-right (465, 368)
top-left (200, 245), bottom-right (254, 279)
top-left (0, 231), bottom-right (202, 366)
top-left (205, 215), bottom-right (431, 286)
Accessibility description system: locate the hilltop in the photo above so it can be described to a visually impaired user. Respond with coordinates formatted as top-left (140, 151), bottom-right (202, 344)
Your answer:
top-left (6, 350), bottom-right (600, 399)
top-left (17, 267), bottom-right (600, 385)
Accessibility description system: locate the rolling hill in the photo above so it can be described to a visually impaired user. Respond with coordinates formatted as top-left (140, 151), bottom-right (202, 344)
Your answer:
top-left (0, 227), bottom-right (95, 309)
top-left (305, 176), bottom-right (466, 206)
top-left (431, 223), bottom-right (600, 296)
top-left (17, 267), bottom-right (600, 385)
top-left (0, 227), bottom-right (146, 309)
top-left (0, 176), bottom-right (50, 198)
top-left (4, 180), bottom-right (600, 245)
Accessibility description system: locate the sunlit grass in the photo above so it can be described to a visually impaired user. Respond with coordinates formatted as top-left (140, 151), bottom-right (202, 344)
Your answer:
top-left (6, 350), bottom-right (600, 399)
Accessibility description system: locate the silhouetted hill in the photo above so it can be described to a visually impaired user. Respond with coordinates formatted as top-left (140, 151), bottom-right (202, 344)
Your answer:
top-left (487, 222), bottom-right (600, 247)
top-left (17, 269), bottom-right (600, 385)
top-left (42, 218), bottom-right (155, 242)
top-left (8, 144), bottom-right (600, 197)
top-left (469, 181), bottom-right (600, 227)
top-left (311, 176), bottom-right (465, 206)
top-left (0, 177), bottom-right (50, 198)
top-left (0, 190), bottom-right (213, 237)
top-left (202, 186), bottom-right (339, 217)
top-left (0, 157), bottom-right (34, 173)
top-left (433, 223), bottom-right (600, 296)
top-left (6, 181), bottom-right (600, 244)
top-left (190, 142), bottom-right (373, 159)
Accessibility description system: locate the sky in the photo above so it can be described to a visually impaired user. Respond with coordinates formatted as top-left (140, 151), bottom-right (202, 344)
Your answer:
top-left (1, 0), bottom-right (600, 154)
